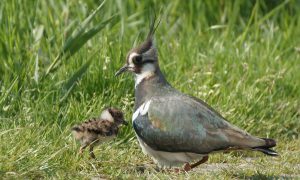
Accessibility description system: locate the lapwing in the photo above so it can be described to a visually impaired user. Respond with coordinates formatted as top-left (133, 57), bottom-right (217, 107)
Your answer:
top-left (71, 107), bottom-right (128, 159)
top-left (115, 21), bottom-right (278, 171)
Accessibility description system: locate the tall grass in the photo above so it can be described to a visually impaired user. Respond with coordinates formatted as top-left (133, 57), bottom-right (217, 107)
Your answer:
top-left (0, 0), bottom-right (299, 178)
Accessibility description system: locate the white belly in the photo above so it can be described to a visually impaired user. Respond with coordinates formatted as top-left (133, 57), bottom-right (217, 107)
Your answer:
top-left (137, 136), bottom-right (205, 168)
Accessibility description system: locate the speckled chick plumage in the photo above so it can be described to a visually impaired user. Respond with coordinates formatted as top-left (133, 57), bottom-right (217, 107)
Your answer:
top-left (71, 107), bottom-right (127, 158)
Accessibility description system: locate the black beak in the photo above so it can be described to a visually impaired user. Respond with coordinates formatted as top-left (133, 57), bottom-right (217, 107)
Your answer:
top-left (122, 120), bottom-right (128, 126)
top-left (115, 65), bottom-right (128, 76)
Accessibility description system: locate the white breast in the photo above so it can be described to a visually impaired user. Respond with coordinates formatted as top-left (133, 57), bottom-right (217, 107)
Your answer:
top-left (135, 64), bottom-right (155, 88)
top-left (132, 100), bottom-right (152, 122)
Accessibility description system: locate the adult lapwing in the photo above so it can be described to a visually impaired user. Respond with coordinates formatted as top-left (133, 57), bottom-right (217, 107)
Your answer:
top-left (115, 21), bottom-right (277, 171)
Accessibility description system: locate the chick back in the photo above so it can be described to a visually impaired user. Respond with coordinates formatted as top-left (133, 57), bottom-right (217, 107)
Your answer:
top-left (71, 118), bottom-right (118, 145)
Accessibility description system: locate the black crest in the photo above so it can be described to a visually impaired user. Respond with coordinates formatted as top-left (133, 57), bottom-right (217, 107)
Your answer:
top-left (147, 13), bottom-right (161, 40)
top-left (131, 14), bottom-right (161, 55)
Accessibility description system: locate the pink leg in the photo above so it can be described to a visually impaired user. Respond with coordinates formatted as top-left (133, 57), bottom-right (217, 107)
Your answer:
top-left (179, 156), bottom-right (209, 172)
top-left (190, 156), bottom-right (209, 169)
top-left (79, 145), bottom-right (88, 154)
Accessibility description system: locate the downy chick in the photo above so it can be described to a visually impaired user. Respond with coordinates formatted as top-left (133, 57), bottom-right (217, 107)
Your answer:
top-left (71, 107), bottom-right (128, 158)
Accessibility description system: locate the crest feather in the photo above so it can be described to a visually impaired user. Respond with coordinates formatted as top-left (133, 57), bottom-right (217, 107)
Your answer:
top-left (128, 12), bottom-right (161, 56)
top-left (147, 12), bottom-right (161, 40)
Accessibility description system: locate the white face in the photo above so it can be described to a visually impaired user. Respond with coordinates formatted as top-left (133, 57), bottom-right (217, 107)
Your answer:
top-left (115, 41), bottom-right (158, 86)
top-left (127, 52), bottom-right (156, 88)
top-left (100, 109), bottom-right (114, 122)
top-left (127, 52), bottom-right (139, 68)
top-left (127, 52), bottom-right (156, 73)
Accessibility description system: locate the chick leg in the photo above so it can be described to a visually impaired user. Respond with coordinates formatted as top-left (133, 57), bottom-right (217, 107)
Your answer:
top-left (89, 146), bottom-right (96, 159)
top-left (79, 144), bottom-right (88, 154)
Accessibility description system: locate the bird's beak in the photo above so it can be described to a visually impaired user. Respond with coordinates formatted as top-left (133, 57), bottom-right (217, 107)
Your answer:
top-left (115, 65), bottom-right (128, 76)
top-left (122, 120), bottom-right (128, 126)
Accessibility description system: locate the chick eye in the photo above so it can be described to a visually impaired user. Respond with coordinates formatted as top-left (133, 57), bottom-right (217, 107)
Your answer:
top-left (132, 55), bottom-right (142, 64)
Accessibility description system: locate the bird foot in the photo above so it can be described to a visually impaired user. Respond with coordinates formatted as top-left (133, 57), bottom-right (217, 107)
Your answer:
top-left (183, 163), bottom-right (192, 171)
top-left (173, 156), bottom-right (209, 173)
top-left (173, 163), bottom-right (192, 173)
top-left (79, 149), bottom-right (84, 155)
top-left (79, 145), bottom-right (88, 155)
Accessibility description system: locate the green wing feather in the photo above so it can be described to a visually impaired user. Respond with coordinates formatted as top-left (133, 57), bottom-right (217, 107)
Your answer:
top-left (133, 94), bottom-right (265, 154)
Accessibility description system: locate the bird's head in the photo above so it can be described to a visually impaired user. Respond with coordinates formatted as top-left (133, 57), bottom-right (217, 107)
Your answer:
top-left (100, 108), bottom-right (128, 126)
top-left (115, 19), bottom-right (161, 80)
top-left (115, 38), bottom-right (158, 77)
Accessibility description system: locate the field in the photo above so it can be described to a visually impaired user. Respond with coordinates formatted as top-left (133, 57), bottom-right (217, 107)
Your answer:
top-left (0, 0), bottom-right (300, 179)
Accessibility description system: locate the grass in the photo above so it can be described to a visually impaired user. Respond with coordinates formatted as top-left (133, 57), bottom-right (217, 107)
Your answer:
top-left (0, 0), bottom-right (300, 179)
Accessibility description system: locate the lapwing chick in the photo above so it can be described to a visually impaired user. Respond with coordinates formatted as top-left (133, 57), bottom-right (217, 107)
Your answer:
top-left (71, 108), bottom-right (128, 159)
top-left (115, 20), bottom-right (278, 171)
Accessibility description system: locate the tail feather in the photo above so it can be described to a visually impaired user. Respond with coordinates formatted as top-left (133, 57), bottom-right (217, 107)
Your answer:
top-left (253, 138), bottom-right (278, 156)
top-left (253, 147), bottom-right (278, 156)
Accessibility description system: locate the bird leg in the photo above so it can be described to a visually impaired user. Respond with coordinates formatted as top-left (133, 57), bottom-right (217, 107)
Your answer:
top-left (183, 163), bottom-right (192, 171)
top-left (79, 144), bottom-right (88, 154)
top-left (177, 156), bottom-right (209, 172)
top-left (190, 156), bottom-right (209, 169)
top-left (173, 164), bottom-right (191, 173)
top-left (89, 146), bottom-right (96, 159)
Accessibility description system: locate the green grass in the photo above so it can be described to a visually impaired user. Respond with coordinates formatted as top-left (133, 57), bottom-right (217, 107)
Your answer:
top-left (1, 0), bottom-right (300, 179)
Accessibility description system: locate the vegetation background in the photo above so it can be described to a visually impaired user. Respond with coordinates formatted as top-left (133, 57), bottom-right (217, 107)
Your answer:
top-left (0, 0), bottom-right (299, 179)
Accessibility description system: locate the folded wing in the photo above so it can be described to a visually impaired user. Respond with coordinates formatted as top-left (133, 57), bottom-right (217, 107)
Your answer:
top-left (133, 95), bottom-right (268, 154)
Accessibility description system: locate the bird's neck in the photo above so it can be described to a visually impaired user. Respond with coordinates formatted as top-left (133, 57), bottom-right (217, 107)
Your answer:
top-left (134, 67), bottom-right (171, 110)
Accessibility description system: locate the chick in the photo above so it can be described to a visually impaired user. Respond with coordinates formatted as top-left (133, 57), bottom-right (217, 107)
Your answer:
top-left (71, 107), bottom-right (128, 158)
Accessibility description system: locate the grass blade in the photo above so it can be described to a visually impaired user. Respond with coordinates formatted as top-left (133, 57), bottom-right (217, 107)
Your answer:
top-left (59, 58), bottom-right (92, 103)
top-left (61, 0), bottom-right (107, 56)
top-left (45, 0), bottom-right (108, 76)
top-left (64, 14), bottom-right (119, 60)
top-left (0, 76), bottom-right (18, 106)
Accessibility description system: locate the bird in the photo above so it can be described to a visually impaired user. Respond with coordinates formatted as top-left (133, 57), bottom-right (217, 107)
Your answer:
top-left (115, 21), bottom-right (278, 171)
top-left (71, 107), bottom-right (128, 159)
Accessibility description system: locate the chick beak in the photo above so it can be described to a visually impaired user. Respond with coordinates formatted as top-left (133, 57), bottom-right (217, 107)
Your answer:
top-left (115, 65), bottom-right (128, 76)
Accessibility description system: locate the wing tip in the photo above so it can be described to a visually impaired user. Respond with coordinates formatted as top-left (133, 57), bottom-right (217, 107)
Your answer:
top-left (253, 147), bottom-right (279, 156)
top-left (251, 138), bottom-right (278, 156)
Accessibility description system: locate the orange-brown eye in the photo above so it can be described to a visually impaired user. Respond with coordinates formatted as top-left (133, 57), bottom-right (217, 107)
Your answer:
top-left (132, 55), bottom-right (142, 64)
